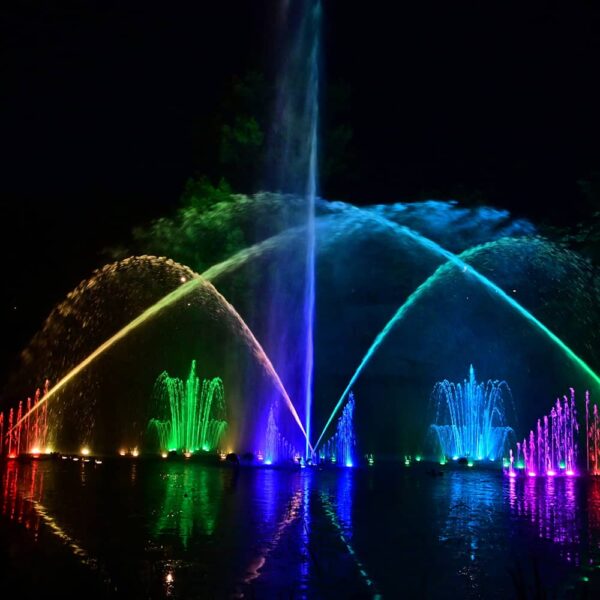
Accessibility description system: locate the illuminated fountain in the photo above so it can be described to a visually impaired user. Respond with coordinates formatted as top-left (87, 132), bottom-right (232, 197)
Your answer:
top-left (586, 392), bottom-right (600, 475)
top-left (263, 403), bottom-right (298, 465)
top-left (148, 360), bottom-right (227, 454)
top-left (321, 392), bottom-right (356, 467)
top-left (1, 381), bottom-right (51, 457)
top-left (507, 390), bottom-right (579, 477)
top-left (429, 365), bottom-right (513, 462)
top-left (265, 0), bottom-right (320, 460)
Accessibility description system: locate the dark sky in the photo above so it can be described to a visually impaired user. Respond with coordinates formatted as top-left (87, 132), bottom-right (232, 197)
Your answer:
top-left (2, 0), bottom-right (600, 381)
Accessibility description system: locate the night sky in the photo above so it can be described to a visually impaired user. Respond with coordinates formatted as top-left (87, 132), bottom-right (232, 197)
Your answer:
top-left (2, 1), bottom-right (600, 383)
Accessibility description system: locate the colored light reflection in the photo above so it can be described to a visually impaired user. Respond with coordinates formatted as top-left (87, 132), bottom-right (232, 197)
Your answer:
top-left (508, 473), bottom-right (580, 554)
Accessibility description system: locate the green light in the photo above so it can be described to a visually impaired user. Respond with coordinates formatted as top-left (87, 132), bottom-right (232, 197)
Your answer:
top-left (440, 458), bottom-right (447, 466)
top-left (581, 576), bottom-right (589, 583)
top-left (467, 460), bottom-right (474, 467)
top-left (149, 360), bottom-right (227, 454)
top-left (415, 455), bottom-right (422, 462)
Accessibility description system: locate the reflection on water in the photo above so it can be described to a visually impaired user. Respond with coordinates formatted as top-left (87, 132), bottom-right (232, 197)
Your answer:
top-left (1, 459), bottom-right (95, 566)
top-left (3, 461), bottom-right (600, 598)
top-left (508, 476), bottom-right (581, 563)
top-left (2, 459), bottom-right (43, 535)
top-left (319, 468), bottom-right (379, 595)
top-left (154, 464), bottom-right (223, 545)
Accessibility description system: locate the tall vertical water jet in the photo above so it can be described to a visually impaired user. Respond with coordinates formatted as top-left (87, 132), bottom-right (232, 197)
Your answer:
top-left (268, 1), bottom-right (320, 458)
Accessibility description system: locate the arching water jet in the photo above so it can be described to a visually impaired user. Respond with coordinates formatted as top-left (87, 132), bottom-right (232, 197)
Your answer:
top-left (314, 210), bottom-right (600, 453)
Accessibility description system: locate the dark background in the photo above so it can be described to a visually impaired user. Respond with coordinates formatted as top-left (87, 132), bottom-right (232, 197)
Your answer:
top-left (2, 0), bottom-right (600, 383)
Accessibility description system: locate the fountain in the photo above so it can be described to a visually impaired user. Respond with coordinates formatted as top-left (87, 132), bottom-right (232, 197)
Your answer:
top-left (5, 256), bottom-right (311, 455)
top-left (1, 381), bottom-right (51, 458)
top-left (0, 0), bottom-right (598, 468)
top-left (507, 389), bottom-right (579, 477)
top-left (429, 366), bottom-right (513, 462)
top-left (263, 402), bottom-right (298, 465)
top-left (148, 360), bottom-right (227, 454)
top-left (585, 392), bottom-right (600, 476)
top-left (265, 0), bottom-right (320, 459)
top-left (321, 392), bottom-right (356, 467)
top-left (313, 213), bottom-right (600, 454)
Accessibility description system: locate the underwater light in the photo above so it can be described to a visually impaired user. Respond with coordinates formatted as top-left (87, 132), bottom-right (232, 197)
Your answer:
top-left (161, 452), bottom-right (168, 459)
top-left (81, 446), bottom-right (90, 456)
top-left (566, 469), bottom-right (575, 476)
top-left (346, 460), bottom-right (354, 468)
top-left (184, 451), bottom-right (192, 458)
top-left (264, 459), bottom-right (272, 465)
top-left (528, 471), bottom-right (536, 477)
top-left (30, 446), bottom-right (41, 455)
top-left (132, 448), bottom-right (139, 457)
top-left (119, 449), bottom-right (126, 456)
top-left (508, 470), bottom-right (517, 478)
top-left (415, 455), bottom-right (422, 462)
top-left (547, 470), bottom-right (556, 476)
top-left (468, 461), bottom-right (474, 468)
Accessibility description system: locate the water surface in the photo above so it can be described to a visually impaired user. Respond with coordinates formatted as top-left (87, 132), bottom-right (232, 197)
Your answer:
top-left (1, 459), bottom-right (600, 598)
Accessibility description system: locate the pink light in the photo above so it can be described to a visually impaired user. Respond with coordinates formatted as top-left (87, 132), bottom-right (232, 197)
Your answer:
top-left (566, 469), bottom-right (575, 476)
top-left (547, 470), bottom-right (556, 476)
top-left (508, 470), bottom-right (517, 478)
top-left (528, 471), bottom-right (537, 477)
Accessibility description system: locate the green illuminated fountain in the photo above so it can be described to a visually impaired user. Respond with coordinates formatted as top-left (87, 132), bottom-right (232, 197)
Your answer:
top-left (148, 360), bottom-right (227, 454)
